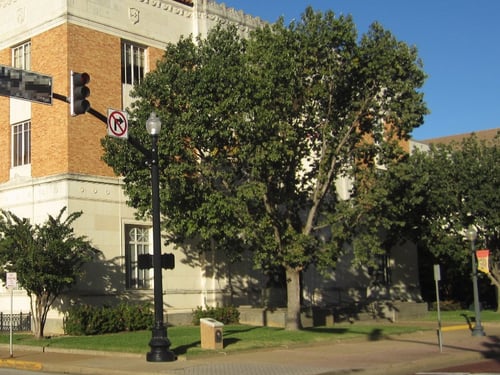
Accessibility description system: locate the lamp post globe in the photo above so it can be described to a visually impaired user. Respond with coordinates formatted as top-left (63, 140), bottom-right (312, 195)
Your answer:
top-left (467, 224), bottom-right (485, 337)
top-left (145, 111), bottom-right (176, 361)
top-left (146, 111), bottom-right (162, 135)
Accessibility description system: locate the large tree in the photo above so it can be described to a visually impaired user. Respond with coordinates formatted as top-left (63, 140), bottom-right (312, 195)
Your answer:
top-left (0, 208), bottom-right (98, 338)
top-left (103, 7), bottom-right (427, 329)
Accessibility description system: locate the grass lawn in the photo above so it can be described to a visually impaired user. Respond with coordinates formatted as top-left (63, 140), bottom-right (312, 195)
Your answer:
top-left (424, 309), bottom-right (500, 324)
top-left (1, 310), bottom-right (498, 358)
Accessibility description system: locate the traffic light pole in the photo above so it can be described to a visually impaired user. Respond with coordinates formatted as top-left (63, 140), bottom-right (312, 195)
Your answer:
top-left (53, 93), bottom-right (150, 156)
top-left (54, 94), bottom-right (177, 361)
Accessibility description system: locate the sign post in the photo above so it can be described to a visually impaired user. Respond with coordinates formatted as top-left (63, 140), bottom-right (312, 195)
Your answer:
top-left (6, 272), bottom-right (17, 357)
top-left (433, 265), bottom-right (442, 352)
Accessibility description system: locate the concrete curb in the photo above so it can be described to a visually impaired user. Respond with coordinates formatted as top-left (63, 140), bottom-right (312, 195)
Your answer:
top-left (0, 357), bottom-right (43, 371)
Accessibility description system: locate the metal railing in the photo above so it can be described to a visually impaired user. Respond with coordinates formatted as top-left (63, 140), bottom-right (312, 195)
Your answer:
top-left (0, 312), bottom-right (31, 332)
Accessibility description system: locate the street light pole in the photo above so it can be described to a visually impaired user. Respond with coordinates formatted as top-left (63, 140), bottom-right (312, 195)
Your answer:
top-left (146, 112), bottom-right (177, 362)
top-left (466, 224), bottom-right (485, 337)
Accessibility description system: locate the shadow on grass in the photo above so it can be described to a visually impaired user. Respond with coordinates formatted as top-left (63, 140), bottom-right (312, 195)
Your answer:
top-left (173, 340), bottom-right (200, 355)
top-left (172, 327), bottom-right (252, 355)
top-left (223, 326), bottom-right (261, 336)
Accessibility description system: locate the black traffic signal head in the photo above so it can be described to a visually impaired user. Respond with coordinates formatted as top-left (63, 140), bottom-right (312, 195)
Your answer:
top-left (70, 71), bottom-right (90, 116)
top-left (161, 253), bottom-right (175, 270)
top-left (137, 254), bottom-right (153, 270)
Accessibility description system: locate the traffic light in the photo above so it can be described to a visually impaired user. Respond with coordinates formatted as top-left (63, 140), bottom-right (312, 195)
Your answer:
top-left (70, 71), bottom-right (90, 116)
top-left (161, 253), bottom-right (175, 270)
top-left (137, 254), bottom-right (153, 270)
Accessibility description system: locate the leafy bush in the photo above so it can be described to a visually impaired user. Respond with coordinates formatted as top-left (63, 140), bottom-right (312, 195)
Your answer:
top-left (192, 305), bottom-right (240, 325)
top-left (117, 303), bottom-right (154, 331)
top-left (64, 303), bottom-right (153, 335)
top-left (428, 300), bottom-right (463, 311)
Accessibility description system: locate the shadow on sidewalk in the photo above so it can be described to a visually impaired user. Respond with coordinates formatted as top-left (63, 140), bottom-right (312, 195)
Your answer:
top-left (386, 331), bottom-right (500, 364)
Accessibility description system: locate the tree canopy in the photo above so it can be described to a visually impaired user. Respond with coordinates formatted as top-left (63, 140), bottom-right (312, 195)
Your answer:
top-left (102, 7), bottom-right (428, 329)
top-left (0, 207), bottom-right (98, 338)
top-left (376, 134), bottom-right (499, 308)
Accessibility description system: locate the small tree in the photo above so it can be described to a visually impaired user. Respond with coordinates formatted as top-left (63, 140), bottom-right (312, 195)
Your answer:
top-left (369, 134), bottom-right (499, 309)
top-left (0, 207), bottom-right (98, 338)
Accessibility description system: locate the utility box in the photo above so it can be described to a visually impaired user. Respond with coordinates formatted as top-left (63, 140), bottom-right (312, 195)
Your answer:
top-left (200, 318), bottom-right (224, 350)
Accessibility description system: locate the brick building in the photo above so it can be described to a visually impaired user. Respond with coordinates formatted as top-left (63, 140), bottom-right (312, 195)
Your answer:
top-left (0, 0), bottom-right (423, 333)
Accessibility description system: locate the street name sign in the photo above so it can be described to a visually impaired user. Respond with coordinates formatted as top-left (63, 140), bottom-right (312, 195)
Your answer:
top-left (0, 64), bottom-right (52, 105)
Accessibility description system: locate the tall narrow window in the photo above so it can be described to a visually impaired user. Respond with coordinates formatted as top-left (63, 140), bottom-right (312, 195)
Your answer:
top-left (121, 42), bottom-right (145, 85)
top-left (12, 41), bottom-right (31, 70)
top-left (125, 225), bottom-right (152, 289)
top-left (12, 121), bottom-right (31, 167)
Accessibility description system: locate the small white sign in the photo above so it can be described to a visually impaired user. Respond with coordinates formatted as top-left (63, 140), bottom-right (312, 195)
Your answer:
top-left (433, 264), bottom-right (441, 281)
top-left (6, 272), bottom-right (17, 289)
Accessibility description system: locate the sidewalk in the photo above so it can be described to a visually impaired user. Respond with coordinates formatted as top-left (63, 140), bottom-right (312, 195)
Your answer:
top-left (1, 323), bottom-right (499, 375)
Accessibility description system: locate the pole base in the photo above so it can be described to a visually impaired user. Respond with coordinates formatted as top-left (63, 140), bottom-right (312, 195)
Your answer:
top-left (147, 327), bottom-right (177, 362)
top-left (471, 325), bottom-right (486, 337)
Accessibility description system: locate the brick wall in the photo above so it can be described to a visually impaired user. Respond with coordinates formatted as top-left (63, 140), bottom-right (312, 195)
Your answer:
top-left (0, 49), bottom-right (10, 182)
top-left (31, 24), bottom-right (120, 178)
top-left (0, 22), bottom-right (167, 182)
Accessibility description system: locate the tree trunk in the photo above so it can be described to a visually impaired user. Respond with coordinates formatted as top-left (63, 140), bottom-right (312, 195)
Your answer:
top-left (30, 296), bottom-right (42, 339)
top-left (30, 294), bottom-right (47, 339)
top-left (285, 266), bottom-right (302, 330)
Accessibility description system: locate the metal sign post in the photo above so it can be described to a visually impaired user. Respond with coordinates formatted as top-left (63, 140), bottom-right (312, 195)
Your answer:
top-left (433, 264), bottom-right (442, 352)
top-left (6, 272), bottom-right (17, 357)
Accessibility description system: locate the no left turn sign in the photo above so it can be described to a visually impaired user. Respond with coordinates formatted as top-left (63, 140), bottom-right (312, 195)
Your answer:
top-left (107, 109), bottom-right (128, 139)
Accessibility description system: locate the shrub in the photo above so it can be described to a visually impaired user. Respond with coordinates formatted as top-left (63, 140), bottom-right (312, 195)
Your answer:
top-left (118, 302), bottom-right (154, 331)
top-left (64, 302), bottom-right (153, 335)
top-left (428, 300), bottom-right (463, 311)
top-left (192, 305), bottom-right (240, 325)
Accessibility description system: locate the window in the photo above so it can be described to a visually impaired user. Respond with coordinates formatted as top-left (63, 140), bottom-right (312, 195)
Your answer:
top-left (121, 42), bottom-right (146, 85)
top-left (11, 121), bottom-right (31, 167)
top-left (12, 41), bottom-right (31, 70)
top-left (369, 253), bottom-right (391, 286)
top-left (125, 225), bottom-right (152, 289)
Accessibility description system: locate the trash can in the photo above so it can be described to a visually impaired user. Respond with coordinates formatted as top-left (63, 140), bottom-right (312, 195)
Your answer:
top-left (200, 318), bottom-right (224, 350)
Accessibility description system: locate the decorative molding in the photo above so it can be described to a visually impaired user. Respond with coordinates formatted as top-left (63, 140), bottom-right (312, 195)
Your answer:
top-left (16, 6), bottom-right (25, 24)
top-left (203, 0), bottom-right (265, 32)
top-left (0, 0), bottom-right (18, 9)
top-left (135, 0), bottom-right (193, 18)
top-left (132, 0), bottom-right (264, 34)
top-left (128, 7), bottom-right (140, 24)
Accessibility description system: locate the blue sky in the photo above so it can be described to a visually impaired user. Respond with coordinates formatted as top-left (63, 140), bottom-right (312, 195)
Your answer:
top-left (219, 0), bottom-right (500, 140)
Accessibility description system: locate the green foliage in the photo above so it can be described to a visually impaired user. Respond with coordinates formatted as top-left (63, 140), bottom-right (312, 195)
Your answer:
top-left (428, 300), bottom-right (463, 311)
top-left (102, 7), bottom-right (428, 328)
top-left (192, 305), bottom-right (240, 325)
top-left (369, 133), bottom-right (499, 304)
top-left (0, 207), bottom-right (98, 338)
top-left (64, 303), bottom-right (153, 335)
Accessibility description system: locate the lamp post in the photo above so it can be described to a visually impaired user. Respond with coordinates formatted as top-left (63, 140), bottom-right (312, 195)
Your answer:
top-left (466, 224), bottom-right (485, 337)
top-left (145, 112), bottom-right (177, 362)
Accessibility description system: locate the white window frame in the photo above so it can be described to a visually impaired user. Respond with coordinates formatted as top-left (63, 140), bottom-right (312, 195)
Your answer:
top-left (12, 41), bottom-right (31, 70)
top-left (125, 224), bottom-right (153, 289)
top-left (11, 120), bottom-right (31, 167)
top-left (121, 41), bottom-right (146, 86)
